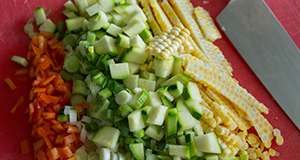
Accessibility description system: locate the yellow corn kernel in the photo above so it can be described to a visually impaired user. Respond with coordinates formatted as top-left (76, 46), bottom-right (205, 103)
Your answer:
top-left (255, 148), bottom-right (262, 158)
top-left (228, 134), bottom-right (239, 145)
top-left (238, 150), bottom-right (248, 156)
top-left (238, 141), bottom-right (249, 151)
top-left (149, 0), bottom-right (172, 31)
top-left (261, 151), bottom-right (270, 160)
top-left (229, 146), bottom-right (239, 157)
top-left (214, 116), bottom-right (222, 125)
top-left (223, 135), bottom-right (230, 142)
top-left (222, 148), bottom-right (232, 157)
top-left (207, 118), bottom-right (217, 128)
top-left (88, 46), bottom-right (94, 53)
top-left (268, 148), bottom-right (277, 157)
top-left (273, 128), bottom-right (281, 136)
top-left (275, 135), bottom-right (284, 146)
top-left (249, 152), bottom-right (257, 159)
top-left (215, 125), bottom-right (229, 136)
top-left (204, 126), bottom-right (214, 133)
top-left (247, 148), bottom-right (256, 154)
top-left (247, 133), bottom-right (260, 148)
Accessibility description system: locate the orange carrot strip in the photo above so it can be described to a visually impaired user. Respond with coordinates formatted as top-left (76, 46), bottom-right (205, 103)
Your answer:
top-left (32, 36), bottom-right (38, 46)
top-left (4, 77), bottom-right (17, 90)
top-left (40, 31), bottom-right (55, 39)
top-left (38, 35), bottom-right (48, 50)
top-left (43, 112), bottom-right (56, 120)
top-left (33, 138), bottom-right (45, 151)
top-left (29, 65), bottom-right (35, 78)
top-left (40, 58), bottom-right (52, 70)
top-left (10, 96), bottom-right (25, 114)
top-left (33, 87), bottom-right (47, 93)
top-left (14, 68), bottom-right (29, 76)
top-left (42, 74), bottom-right (56, 86)
top-left (67, 126), bottom-right (79, 134)
top-left (64, 133), bottom-right (77, 145)
top-left (59, 146), bottom-right (73, 159)
top-left (20, 139), bottom-right (30, 155)
top-left (32, 45), bottom-right (44, 55)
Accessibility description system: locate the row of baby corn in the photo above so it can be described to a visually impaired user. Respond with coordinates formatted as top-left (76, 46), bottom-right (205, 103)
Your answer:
top-left (140, 0), bottom-right (284, 159)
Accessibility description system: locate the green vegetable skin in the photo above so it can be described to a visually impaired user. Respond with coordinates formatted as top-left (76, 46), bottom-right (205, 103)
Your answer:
top-left (30, 0), bottom-right (232, 159)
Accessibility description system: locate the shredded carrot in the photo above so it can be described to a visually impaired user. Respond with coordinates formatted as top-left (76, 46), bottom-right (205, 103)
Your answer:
top-left (25, 31), bottom-right (82, 158)
top-left (14, 68), bottom-right (29, 76)
top-left (20, 139), bottom-right (30, 155)
top-left (40, 31), bottom-right (55, 39)
top-left (42, 74), bottom-right (56, 86)
top-left (40, 57), bottom-right (52, 70)
top-left (33, 87), bottom-right (47, 93)
top-left (10, 96), bottom-right (25, 114)
top-left (4, 77), bottom-right (17, 90)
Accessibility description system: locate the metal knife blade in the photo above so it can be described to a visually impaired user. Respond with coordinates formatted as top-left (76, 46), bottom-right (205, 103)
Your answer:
top-left (217, 0), bottom-right (300, 130)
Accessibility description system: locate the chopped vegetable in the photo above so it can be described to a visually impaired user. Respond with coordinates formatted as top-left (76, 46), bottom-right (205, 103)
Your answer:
top-left (10, 96), bottom-right (24, 114)
top-left (4, 77), bottom-right (17, 90)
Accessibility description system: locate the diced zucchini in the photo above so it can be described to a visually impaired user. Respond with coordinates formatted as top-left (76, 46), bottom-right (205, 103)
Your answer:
top-left (172, 57), bottom-right (183, 76)
top-left (107, 24), bottom-right (123, 37)
top-left (109, 63), bottom-right (130, 79)
top-left (87, 0), bottom-right (97, 6)
top-left (123, 74), bottom-right (139, 91)
top-left (65, 16), bottom-right (85, 31)
top-left (153, 56), bottom-right (174, 78)
top-left (168, 145), bottom-right (190, 159)
top-left (129, 89), bottom-right (148, 109)
top-left (185, 133), bottom-right (197, 157)
top-left (160, 72), bottom-right (192, 87)
top-left (74, 0), bottom-right (89, 16)
top-left (92, 125), bottom-right (120, 149)
top-left (110, 11), bottom-right (127, 27)
top-left (93, 29), bottom-right (106, 39)
top-left (62, 9), bottom-right (78, 18)
top-left (90, 99), bottom-right (110, 119)
top-left (122, 47), bottom-right (148, 64)
top-left (126, 0), bottom-right (138, 5)
top-left (182, 81), bottom-right (202, 102)
top-left (204, 154), bottom-right (219, 160)
top-left (130, 35), bottom-right (146, 49)
top-left (168, 81), bottom-right (184, 99)
top-left (138, 78), bottom-right (156, 92)
top-left (39, 19), bottom-right (57, 33)
top-left (129, 143), bottom-right (145, 160)
top-left (98, 0), bottom-right (116, 13)
top-left (139, 70), bottom-right (157, 81)
top-left (116, 34), bottom-right (130, 48)
top-left (123, 9), bottom-right (147, 25)
top-left (218, 155), bottom-right (239, 160)
top-left (161, 96), bottom-right (174, 109)
top-left (193, 123), bottom-right (204, 136)
top-left (94, 35), bottom-right (119, 56)
top-left (144, 91), bottom-right (162, 106)
top-left (34, 7), bottom-right (46, 25)
top-left (123, 18), bottom-right (147, 37)
top-left (194, 132), bottom-right (222, 154)
top-left (185, 100), bottom-right (203, 120)
top-left (64, 0), bottom-right (79, 12)
top-left (128, 109), bottom-right (146, 132)
top-left (86, 11), bottom-right (108, 31)
top-left (73, 146), bottom-right (89, 160)
top-left (85, 3), bottom-right (103, 16)
top-left (110, 152), bottom-right (118, 160)
top-left (176, 98), bottom-right (196, 132)
top-left (146, 105), bottom-right (168, 125)
top-left (165, 108), bottom-right (178, 142)
top-left (144, 125), bottom-right (164, 141)
top-left (139, 29), bottom-right (154, 44)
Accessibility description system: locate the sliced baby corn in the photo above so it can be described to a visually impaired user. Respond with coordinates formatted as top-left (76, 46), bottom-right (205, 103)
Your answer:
top-left (141, 0), bottom-right (162, 36)
top-left (194, 6), bottom-right (222, 42)
top-left (179, 54), bottom-right (274, 148)
top-left (168, 0), bottom-right (233, 76)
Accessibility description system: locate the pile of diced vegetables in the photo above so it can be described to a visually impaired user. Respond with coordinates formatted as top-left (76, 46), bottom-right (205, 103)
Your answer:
top-left (6, 0), bottom-right (286, 160)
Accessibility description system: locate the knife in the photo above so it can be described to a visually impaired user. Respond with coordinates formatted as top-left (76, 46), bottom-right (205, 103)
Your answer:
top-left (216, 0), bottom-right (300, 130)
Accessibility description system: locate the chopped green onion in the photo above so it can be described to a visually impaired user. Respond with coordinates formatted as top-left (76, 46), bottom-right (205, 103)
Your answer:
top-left (92, 72), bottom-right (106, 87)
top-left (62, 34), bottom-right (79, 48)
top-left (57, 21), bottom-right (64, 33)
top-left (98, 88), bottom-right (112, 100)
top-left (64, 55), bottom-right (80, 73)
top-left (60, 70), bottom-right (72, 81)
top-left (108, 99), bottom-right (119, 111)
top-left (103, 109), bottom-right (114, 122)
top-left (70, 94), bottom-right (86, 106)
top-left (117, 104), bottom-right (133, 117)
top-left (11, 55), bottom-right (29, 67)
top-left (87, 31), bottom-right (96, 44)
top-left (85, 122), bottom-right (99, 132)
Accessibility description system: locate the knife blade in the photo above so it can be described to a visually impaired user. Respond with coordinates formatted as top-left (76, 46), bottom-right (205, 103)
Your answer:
top-left (216, 0), bottom-right (300, 130)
